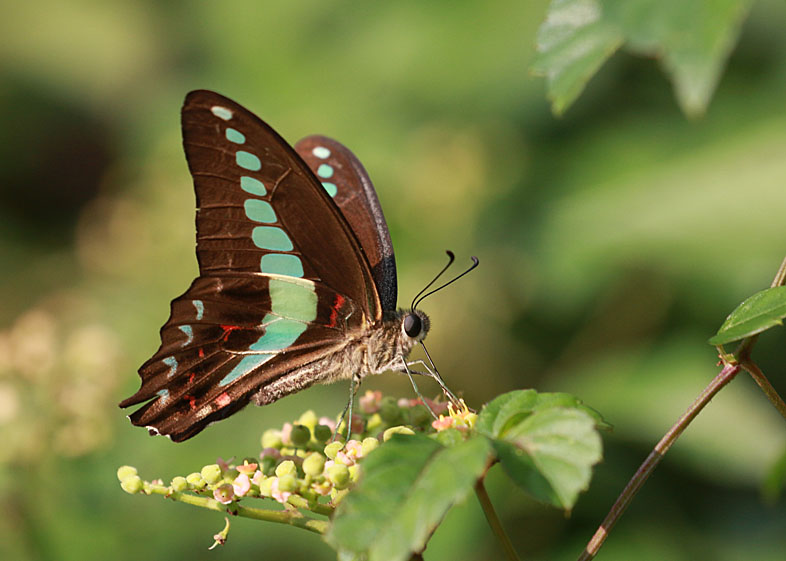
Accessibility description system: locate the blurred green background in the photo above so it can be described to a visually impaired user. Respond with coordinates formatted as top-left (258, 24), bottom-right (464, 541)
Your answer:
top-left (2, 1), bottom-right (786, 560)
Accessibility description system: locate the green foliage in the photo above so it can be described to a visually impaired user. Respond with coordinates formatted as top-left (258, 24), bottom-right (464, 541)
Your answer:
top-left (476, 390), bottom-right (604, 509)
top-left (532, 0), bottom-right (753, 116)
top-left (709, 286), bottom-right (786, 345)
top-left (325, 390), bottom-right (604, 559)
top-left (119, 391), bottom-right (605, 560)
top-left (327, 435), bottom-right (491, 561)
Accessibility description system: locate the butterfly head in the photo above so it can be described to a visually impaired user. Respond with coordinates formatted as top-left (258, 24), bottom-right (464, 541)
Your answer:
top-left (402, 309), bottom-right (430, 342)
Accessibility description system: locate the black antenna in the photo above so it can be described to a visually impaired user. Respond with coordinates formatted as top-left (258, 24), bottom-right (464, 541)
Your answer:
top-left (410, 251), bottom-right (456, 310)
top-left (412, 254), bottom-right (479, 310)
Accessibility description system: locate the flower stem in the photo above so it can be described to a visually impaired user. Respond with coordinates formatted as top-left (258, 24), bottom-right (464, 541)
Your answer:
top-left (145, 484), bottom-right (329, 534)
top-left (577, 361), bottom-right (741, 561)
top-left (475, 476), bottom-right (521, 561)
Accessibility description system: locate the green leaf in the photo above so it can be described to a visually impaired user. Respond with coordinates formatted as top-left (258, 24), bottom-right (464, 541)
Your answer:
top-left (708, 286), bottom-right (786, 345)
top-left (476, 389), bottom-right (610, 437)
top-left (478, 393), bottom-right (603, 509)
top-left (326, 435), bottom-right (492, 561)
top-left (530, 0), bottom-right (624, 115)
top-left (497, 408), bottom-right (602, 509)
top-left (532, 0), bottom-right (752, 117)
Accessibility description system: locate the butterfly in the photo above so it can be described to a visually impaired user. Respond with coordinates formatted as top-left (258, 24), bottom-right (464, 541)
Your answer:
top-left (119, 90), bottom-right (471, 442)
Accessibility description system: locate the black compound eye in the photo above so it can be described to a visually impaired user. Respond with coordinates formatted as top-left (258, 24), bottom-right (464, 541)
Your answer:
top-left (403, 313), bottom-right (422, 338)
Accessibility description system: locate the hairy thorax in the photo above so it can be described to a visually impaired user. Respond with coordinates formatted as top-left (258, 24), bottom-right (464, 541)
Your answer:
top-left (252, 309), bottom-right (429, 406)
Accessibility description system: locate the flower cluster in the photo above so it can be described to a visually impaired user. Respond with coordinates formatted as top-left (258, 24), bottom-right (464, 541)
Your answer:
top-left (432, 399), bottom-right (478, 432)
top-left (118, 392), bottom-right (475, 515)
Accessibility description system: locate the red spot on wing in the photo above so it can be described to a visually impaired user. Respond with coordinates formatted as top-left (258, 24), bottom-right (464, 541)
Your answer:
top-left (198, 348), bottom-right (205, 358)
top-left (188, 372), bottom-right (195, 384)
top-left (183, 394), bottom-right (197, 410)
top-left (328, 294), bottom-right (346, 328)
top-left (215, 392), bottom-right (231, 408)
top-left (221, 325), bottom-right (241, 342)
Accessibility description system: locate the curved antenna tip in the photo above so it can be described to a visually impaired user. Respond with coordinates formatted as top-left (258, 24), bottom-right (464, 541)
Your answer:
top-left (412, 252), bottom-right (480, 309)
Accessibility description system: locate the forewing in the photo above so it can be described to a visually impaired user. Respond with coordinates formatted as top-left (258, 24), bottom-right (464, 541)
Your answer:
top-left (182, 90), bottom-right (381, 319)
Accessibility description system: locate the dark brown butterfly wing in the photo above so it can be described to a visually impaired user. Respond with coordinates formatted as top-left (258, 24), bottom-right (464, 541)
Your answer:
top-left (119, 90), bottom-right (389, 441)
top-left (183, 90), bottom-right (381, 317)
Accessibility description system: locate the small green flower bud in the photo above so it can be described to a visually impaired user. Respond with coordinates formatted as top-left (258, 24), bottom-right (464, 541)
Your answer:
top-left (331, 487), bottom-right (349, 504)
top-left (434, 427), bottom-right (464, 447)
top-left (260, 455), bottom-right (277, 475)
top-left (121, 475), bottom-right (143, 494)
top-left (326, 463), bottom-right (350, 489)
top-left (366, 413), bottom-right (384, 432)
top-left (313, 424), bottom-right (333, 443)
top-left (261, 429), bottom-right (283, 449)
top-left (348, 464), bottom-right (361, 483)
top-left (324, 441), bottom-right (344, 460)
top-left (258, 476), bottom-right (274, 497)
top-left (170, 476), bottom-right (188, 492)
top-left (409, 404), bottom-right (432, 426)
top-left (275, 460), bottom-right (297, 477)
top-left (201, 464), bottom-right (223, 485)
top-left (383, 426), bottom-right (415, 441)
top-left (290, 424), bottom-right (311, 447)
top-left (277, 473), bottom-right (298, 493)
top-left (117, 465), bottom-right (138, 482)
top-left (379, 396), bottom-right (401, 423)
top-left (297, 410), bottom-right (319, 430)
top-left (186, 472), bottom-right (206, 489)
top-left (361, 437), bottom-right (379, 456)
top-left (303, 452), bottom-right (326, 476)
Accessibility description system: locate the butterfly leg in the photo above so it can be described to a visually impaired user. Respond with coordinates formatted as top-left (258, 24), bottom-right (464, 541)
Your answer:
top-left (405, 357), bottom-right (462, 408)
top-left (397, 358), bottom-right (440, 420)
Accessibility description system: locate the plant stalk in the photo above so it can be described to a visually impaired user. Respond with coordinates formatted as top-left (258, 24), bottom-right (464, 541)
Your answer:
top-left (740, 359), bottom-right (786, 420)
top-left (475, 476), bottom-right (521, 561)
top-left (145, 484), bottom-right (329, 534)
top-left (577, 361), bottom-right (741, 560)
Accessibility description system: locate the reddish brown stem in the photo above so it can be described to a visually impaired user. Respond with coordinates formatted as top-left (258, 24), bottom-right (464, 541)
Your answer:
top-left (577, 362), bottom-right (741, 561)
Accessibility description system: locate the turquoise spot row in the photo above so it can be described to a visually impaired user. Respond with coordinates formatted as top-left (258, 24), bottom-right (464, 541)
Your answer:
top-left (219, 278), bottom-right (316, 385)
top-left (311, 146), bottom-right (337, 198)
top-left (211, 106), bottom-right (233, 120)
top-left (236, 151), bottom-right (261, 171)
top-left (241, 176), bottom-right (266, 196)
top-left (164, 356), bottom-right (178, 378)
top-left (212, 108), bottom-right (304, 279)
top-left (179, 325), bottom-right (194, 346)
top-left (226, 127), bottom-right (246, 144)
top-left (252, 226), bottom-right (293, 251)
top-left (261, 254), bottom-right (304, 277)
top-left (312, 146), bottom-right (331, 159)
top-left (244, 199), bottom-right (276, 223)
top-left (317, 163), bottom-right (333, 178)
